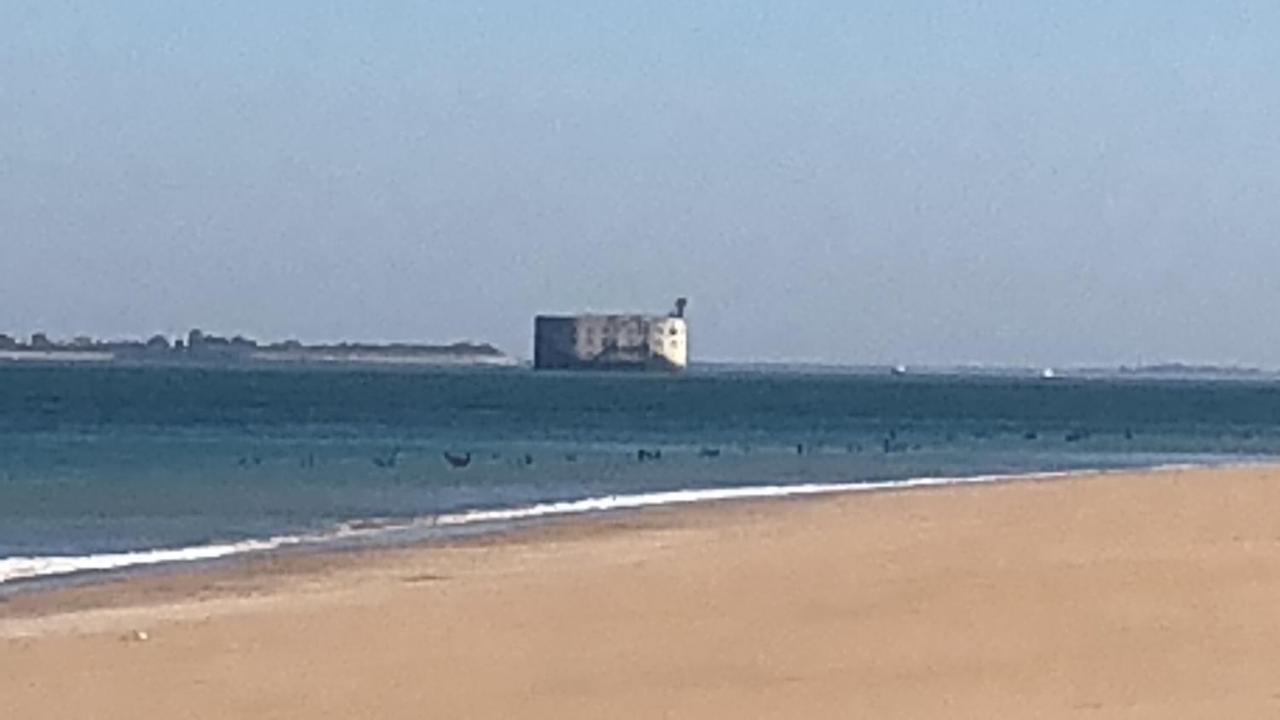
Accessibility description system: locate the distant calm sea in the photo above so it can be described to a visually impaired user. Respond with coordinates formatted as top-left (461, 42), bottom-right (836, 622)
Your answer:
top-left (2, 365), bottom-right (1278, 585)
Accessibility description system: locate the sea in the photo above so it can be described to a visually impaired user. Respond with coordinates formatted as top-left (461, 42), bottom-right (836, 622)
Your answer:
top-left (3, 363), bottom-right (1279, 588)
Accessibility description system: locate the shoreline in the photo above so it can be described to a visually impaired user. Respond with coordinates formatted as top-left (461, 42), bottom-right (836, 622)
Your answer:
top-left (0, 460), bottom-right (1258, 627)
top-left (0, 460), bottom-right (1230, 598)
top-left (5, 462), bottom-right (1280, 717)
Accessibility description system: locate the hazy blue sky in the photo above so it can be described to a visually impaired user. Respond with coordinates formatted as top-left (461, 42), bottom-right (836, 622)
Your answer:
top-left (3, 2), bottom-right (1278, 366)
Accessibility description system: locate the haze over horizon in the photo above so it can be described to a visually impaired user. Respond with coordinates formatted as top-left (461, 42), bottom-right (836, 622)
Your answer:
top-left (3, 3), bottom-right (1279, 367)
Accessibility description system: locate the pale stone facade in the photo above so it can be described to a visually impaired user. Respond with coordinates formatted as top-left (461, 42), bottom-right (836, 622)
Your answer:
top-left (534, 302), bottom-right (689, 372)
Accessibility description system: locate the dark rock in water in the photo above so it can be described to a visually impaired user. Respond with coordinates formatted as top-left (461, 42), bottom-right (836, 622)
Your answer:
top-left (698, 447), bottom-right (721, 459)
top-left (373, 448), bottom-right (402, 468)
top-left (882, 438), bottom-right (910, 454)
top-left (443, 451), bottom-right (472, 469)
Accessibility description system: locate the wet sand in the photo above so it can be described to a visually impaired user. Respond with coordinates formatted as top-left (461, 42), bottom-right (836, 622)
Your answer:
top-left (4, 465), bottom-right (1280, 718)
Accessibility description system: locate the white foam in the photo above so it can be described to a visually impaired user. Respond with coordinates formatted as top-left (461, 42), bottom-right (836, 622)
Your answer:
top-left (0, 522), bottom-right (399, 585)
top-left (0, 465), bottom-right (1199, 585)
top-left (428, 471), bottom-right (1074, 527)
top-left (0, 537), bottom-right (301, 585)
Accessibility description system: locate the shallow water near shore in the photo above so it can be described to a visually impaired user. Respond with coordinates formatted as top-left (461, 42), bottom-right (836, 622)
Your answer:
top-left (3, 364), bottom-right (1279, 584)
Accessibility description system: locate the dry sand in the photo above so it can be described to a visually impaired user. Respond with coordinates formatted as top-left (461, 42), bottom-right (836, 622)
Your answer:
top-left (4, 465), bottom-right (1280, 718)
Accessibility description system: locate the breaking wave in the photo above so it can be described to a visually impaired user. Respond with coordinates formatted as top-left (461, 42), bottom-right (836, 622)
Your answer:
top-left (1, 466), bottom-right (1187, 585)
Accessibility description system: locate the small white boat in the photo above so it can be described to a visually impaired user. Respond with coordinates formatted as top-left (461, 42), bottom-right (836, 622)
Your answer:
top-left (1041, 368), bottom-right (1057, 380)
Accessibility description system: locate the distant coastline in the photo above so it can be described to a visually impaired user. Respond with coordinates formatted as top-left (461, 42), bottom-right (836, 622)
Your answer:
top-left (1113, 362), bottom-right (1267, 378)
top-left (693, 361), bottom-right (1275, 379)
top-left (0, 330), bottom-right (516, 369)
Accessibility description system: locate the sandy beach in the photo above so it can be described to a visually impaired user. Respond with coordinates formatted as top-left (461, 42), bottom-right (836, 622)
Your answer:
top-left (4, 464), bottom-right (1280, 718)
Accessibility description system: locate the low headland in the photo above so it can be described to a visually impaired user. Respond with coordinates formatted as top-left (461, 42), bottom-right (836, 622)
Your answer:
top-left (4, 463), bottom-right (1280, 718)
top-left (0, 329), bottom-right (515, 369)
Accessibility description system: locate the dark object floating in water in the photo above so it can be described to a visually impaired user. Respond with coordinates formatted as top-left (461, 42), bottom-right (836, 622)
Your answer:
top-left (637, 449), bottom-right (663, 462)
top-left (373, 448), bottom-right (402, 468)
top-left (443, 451), bottom-right (472, 469)
top-left (883, 438), bottom-right (911, 454)
top-left (796, 443), bottom-right (805, 456)
top-left (523, 454), bottom-right (534, 466)
top-left (1023, 431), bottom-right (1039, 441)
top-left (698, 447), bottom-right (721, 459)
top-left (1064, 429), bottom-right (1089, 443)
top-left (565, 453), bottom-right (579, 462)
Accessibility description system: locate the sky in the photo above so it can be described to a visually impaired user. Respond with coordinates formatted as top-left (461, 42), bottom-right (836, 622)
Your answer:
top-left (2, 2), bottom-right (1279, 367)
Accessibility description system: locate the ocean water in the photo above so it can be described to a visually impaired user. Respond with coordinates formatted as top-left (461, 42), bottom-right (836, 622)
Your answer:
top-left (2, 365), bottom-right (1278, 585)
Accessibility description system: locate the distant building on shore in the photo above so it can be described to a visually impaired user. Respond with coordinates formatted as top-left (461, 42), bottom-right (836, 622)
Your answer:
top-left (534, 299), bottom-right (689, 372)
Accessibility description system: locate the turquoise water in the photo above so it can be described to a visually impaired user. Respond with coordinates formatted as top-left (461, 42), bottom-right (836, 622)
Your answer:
top-left (2, 365), bottom-right (1278, 582)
